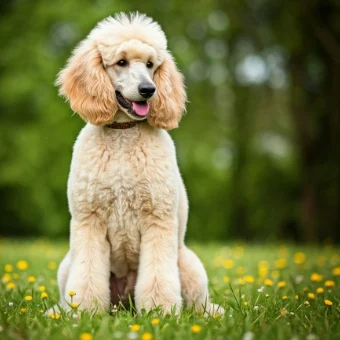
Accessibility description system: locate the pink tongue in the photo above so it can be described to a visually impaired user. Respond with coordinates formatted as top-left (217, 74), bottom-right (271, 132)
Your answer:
top-left (132, 102), bottom-right (149, 116)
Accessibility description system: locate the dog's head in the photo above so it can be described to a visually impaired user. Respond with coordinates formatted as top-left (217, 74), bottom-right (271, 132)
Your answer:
top-left (56, 13), bottom-right (186, 130)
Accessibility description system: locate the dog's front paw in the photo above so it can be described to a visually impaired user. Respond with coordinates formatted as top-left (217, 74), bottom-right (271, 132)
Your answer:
top-left (135, 279), bottom-right (182, 314)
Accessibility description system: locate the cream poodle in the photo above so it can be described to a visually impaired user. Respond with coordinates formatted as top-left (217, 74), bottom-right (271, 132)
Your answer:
top-left (56, 12), bottom-right (222, 315)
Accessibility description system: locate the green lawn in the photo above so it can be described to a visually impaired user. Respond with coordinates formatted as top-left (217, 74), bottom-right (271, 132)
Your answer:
top-left (0, 239), bottom-right (339, 340)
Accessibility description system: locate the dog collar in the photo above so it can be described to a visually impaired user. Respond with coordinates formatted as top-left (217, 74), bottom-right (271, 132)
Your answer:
top-left (106, 120), bottom-right (145, 129)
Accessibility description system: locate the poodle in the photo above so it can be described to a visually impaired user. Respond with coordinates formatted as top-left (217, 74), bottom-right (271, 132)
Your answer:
top-left (56, 12), bottom-right (222, 315)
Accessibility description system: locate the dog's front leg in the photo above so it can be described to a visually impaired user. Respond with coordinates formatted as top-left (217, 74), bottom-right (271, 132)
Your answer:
top-left (64, 216), bottom-right (111, 312)
top-left (135, 217), bottom-right (182, 314)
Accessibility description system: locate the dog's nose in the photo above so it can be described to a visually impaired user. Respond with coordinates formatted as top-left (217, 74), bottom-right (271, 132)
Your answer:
top-left (138, 83), bottom-right (156, 99)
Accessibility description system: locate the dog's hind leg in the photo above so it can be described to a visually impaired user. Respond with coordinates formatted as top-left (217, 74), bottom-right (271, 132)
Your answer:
top-left (57, 251), bottom-right (71, 308)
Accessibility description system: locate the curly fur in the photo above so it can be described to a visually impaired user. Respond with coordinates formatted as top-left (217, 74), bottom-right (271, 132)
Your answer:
top-left (55, 12), bottom-right (222, 315)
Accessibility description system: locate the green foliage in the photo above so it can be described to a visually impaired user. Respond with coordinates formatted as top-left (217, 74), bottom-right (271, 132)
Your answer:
top-left (0, 240), bottom-right (339, 339)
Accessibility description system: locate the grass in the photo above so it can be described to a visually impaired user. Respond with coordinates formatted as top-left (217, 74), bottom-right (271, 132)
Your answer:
top-left (0, 239), bottom-right (339, 340)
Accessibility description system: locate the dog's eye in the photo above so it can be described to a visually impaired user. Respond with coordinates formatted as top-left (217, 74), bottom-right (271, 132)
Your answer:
top-left (146, 61), bottom-right (153, 69)
top-left (117, 59), bottom-right (128, 67)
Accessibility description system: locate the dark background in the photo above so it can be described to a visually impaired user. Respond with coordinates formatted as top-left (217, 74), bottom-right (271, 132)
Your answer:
top-left (0, 0), bottom-right (339, 243)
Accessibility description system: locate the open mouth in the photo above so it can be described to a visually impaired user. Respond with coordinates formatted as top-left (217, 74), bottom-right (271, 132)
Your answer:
top-left (115, 91), bottom-right (150, 118)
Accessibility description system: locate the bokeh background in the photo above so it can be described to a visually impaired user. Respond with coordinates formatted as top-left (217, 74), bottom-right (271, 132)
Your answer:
top-left (0, 0), bottom-right (339, 244)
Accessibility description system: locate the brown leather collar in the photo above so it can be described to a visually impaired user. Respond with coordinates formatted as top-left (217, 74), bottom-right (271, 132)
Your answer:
top-left (106, 120), bottom-right (145, 129)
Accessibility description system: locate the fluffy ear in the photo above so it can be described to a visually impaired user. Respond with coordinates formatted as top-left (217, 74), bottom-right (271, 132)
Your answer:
top-left (56, 41), bottom-right (117, 125)
top-left (148, 52), bottom-right (187, 130)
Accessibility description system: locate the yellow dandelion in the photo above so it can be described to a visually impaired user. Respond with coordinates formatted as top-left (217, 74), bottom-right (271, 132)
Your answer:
top-left (191, 324), bottom-right (202, 333)
top-left (324, 280), bottom-right (335, 288)
top-left (265, 294), bottom-right (270, 298)
top-left (236, 267), bottom-right (246, 276)
top-left (41, 292), bottom-right (48, 299)
top-left (237, 278), bottom-right (245, 285)
top-left (308, 293), bottom-right (315, 300)
top-left (316, 287), bottom-right (324, 294)
top-left (310, 273), bottom-right (323, 282)
top-left (324, 299), bottom-right (333, 306)
top-left (243, 301), bottom-right (248, 306)
top-left (151, 318), bottom-right (160, 325)
top-left (271, 270), bottom-right (280, 279)
top-left (223, 259), bottom-right (234, 269)
top-left (303, 287), bottom-right (309, 293)
top-left (48, 313), bottom-right (60, 320)
top-left (6, 282), bottom-right (15, 290)
top-left (244, 275), bottom-right (255, 283)
top-left (24, 295), bottom-right (33, 302)
top-left (275, 258), bottom-right (287, 269)
top-left (277, 281), bottom-right (286, 288)
top-left (20, 308), bottom-right (27, 313)
top-left (258, 267), bottom-right (268, 278)
top-left (295, 295), bottom-right (299, 300)
top-left (332, 267), bottom-right (340, 276)
top-left (79, 332), bottom-right (93, 340)
top-left (130, 324), bottom-right (141, 332)
top-left (4, 264), bottom-right (13, 272)
top-left (39, 285), bottom-right (46, 292)
top-left (28, 276), bottom-right (36, 283)
top-left (68, 290), bottom-right (76, 297)
top-left (258, 260), bottom-right (269, 268)
top-left (282, 295), bottom-right (289, 300)
top-left (264, 278), bottom-right (274, 287)
top-left (223, 276), bottom-right (230, 283)
top-left (16, 260), bottom-right (28, 270)
top-left (70, 303), bottom-right (79, 309)
top-left (12, 273), bottom-right (19, 280)
top-left (141, 332), bottom-right (153, 340)
top-left (280, 308), bottom-right (287, 316)
top-left (2, 273), bottom-right (11, 282)
top-left (304, 301), bottom-right (310, 306)
top-left (48, 261), bottom-right (57, 270)
top-left (294, 252), bottom-right (306, 265)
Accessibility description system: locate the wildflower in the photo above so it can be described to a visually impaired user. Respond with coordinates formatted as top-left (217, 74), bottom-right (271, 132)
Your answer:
top-left (2, 273), bottom-right (11, 283)
top-left (316, 287), bottom-right (324, 294)
top-left (237, 278), bottom-right (245, 285)
top-left (280, 308), bottom-right (287, 316)
top-left (8, 302), bottom-right (14, 307)
top-left (264, 279), bottom-right (273, 287)
top-left (48, 261), bottom-right (57, 270)
top-left (277, 281), bottom-right (286, 288)
top-left (236, 267), bottom-right (246, 276)
top-left (253, 305), bottom-right (260, 311)
top-left (271, 270), bottom-right (280, 279)
top-left (68, 290), bottom-right (76, 297)
top-left (130, 324), bottom-right (141, 332)
top-left (332, 267), bottom-right (340, 276)
top-left (16, 260), bottom-right (28, 270)
top-left (223, 276), bottom-right (230, 283)
top-left (20, 308), bottom-right (27, 313)
top-left (39, 285), bottom-right (46, 292)
top-left (324, 280), bottom-right (335, 288)
top-left (303, 287), bottom-right (309, 293)
top-left (295, 275), bottom-right (304, 284)
top-left (48, 313), bottom-right (61, 320)
top-left (257, 286), bottom-right (265, 293)
top-left (41, 292), bottom-right (48, 299)
top-left (310, 273), bottom-right (323, 282)
top-left (304, 301), bottom-right (310, 306)
top-left (223, 259), bottom-right (234, 269)
top-left (79, 333), bottom-right (93, 340)
top-left (24, 296), bottom-right (33, 302)
top-left (258, 261), bottom-right (269, 277)
top-left (242, 331), bottom-right (255, 340)
top-left (308, 293), bottom-right (315, 300)
top-left (295, 295), bottom-right (299, 300)
top-left (324, 299), bottom-right (333, 306)
top-left (243, 302), bottom-right (248, 306)
top-left (4, 264), bottom-right (13, 272)
top-left (151, 318), bottom-right (160, 325)
top-left (6, 282), bottom-right (15, 290)
top-left (294, 252), bottom-right (306, 264)
top-left (282, 295), bottom-right (289, 300)
top-left (265, 294), bottom-right (270, 298)
top-left (275, 258), bottom-right (287, 269)
top-left (12, 273), bottom-right (19, 279)
top-left (191, 325), bottom-right (202, 333)
top-left (141, 332), bottom-right (153, 340)
top-left (70, 303), bottom-right (79, 309)
top-left (28, 276), bottom-right (36, 283)
top-left (244, 275), bottom-right (255, 283)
